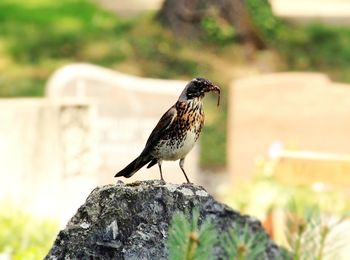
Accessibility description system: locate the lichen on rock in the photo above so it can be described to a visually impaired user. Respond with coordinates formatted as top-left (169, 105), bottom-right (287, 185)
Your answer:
top-left (45, 180), bottom-right (284, 259)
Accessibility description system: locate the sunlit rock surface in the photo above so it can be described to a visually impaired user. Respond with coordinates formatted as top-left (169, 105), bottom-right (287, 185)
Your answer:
top-left (46, 180), bottom-right (285, 259)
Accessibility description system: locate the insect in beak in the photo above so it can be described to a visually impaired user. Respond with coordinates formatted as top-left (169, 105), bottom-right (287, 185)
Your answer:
top-left (207, 84), bottom-right (220, 107)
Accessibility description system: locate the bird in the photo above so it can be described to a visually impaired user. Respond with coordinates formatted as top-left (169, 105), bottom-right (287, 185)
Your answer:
top-left (115, 77), bottom-right (220, 183)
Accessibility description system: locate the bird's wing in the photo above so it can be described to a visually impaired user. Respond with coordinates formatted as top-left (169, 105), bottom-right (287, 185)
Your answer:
top-left (142, 104), bottom-right (177, 153)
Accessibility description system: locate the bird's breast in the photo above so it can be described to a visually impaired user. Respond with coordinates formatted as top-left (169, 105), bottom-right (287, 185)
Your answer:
top-left (154, 100), bottom-right (204, 161)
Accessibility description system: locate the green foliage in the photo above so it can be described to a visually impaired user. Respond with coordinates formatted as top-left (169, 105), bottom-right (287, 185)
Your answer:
top-left (285, 202), bottom-right (349, 260)
top-left (0, 77), bottom-right (45, 97)
top-left (167, 209), bottom-right (217, 260)
top-left (128, 25), bottom-right (203, 78)
top-left (0, 0), bottom-right (207, 96)
top-left (200, 16), bottom-right (236, 45)
top-left (222, 222), bottom-right (268, 259)
top-left (200, 123), bottom-right (226, 167)
top-left (167, 209), bottom-right (285, 259)
top-left (280, 24), bottom-right (350, 75)
top-left (0, 203), bottom-right (58, 259)
top-left (0, 0), bottom-right (122, 62)
top-left (246, 0), bottom-right (285, 40)
top-left (246, 0), bottom-right (350, 82)
top-left (224, 168), bottom-right (350, 259)
top-left (0, 0), bottom-right (128, 97)
top-left (200, 89), bottom-right (227, 167)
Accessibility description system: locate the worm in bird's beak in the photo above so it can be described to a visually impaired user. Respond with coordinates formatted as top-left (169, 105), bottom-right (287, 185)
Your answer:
top-left (208, 84), bottom-right (221, 107)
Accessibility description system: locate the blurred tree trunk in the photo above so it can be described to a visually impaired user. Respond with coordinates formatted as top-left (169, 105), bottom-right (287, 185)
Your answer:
top-left (158, 0), bottom-right (266, 49)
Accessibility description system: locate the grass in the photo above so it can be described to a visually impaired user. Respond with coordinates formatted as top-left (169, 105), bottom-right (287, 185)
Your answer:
top-left (0, 203), bottom-right (58, 259)
top-left (0, 0), bottom-right (213, 94)
top-left (247, 0), bottom-right (350, 82)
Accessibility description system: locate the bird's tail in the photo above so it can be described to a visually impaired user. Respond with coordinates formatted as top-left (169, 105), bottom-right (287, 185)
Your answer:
top-left (115, 155), bottom-right (151, 178)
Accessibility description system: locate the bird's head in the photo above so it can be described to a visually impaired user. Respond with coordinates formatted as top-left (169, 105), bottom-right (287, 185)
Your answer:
top-left (179, 77), bottom-right (221, 106)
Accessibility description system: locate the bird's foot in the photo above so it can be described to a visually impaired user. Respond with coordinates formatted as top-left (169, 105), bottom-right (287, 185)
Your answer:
top-left (158, 178), bottom-right (166, 185)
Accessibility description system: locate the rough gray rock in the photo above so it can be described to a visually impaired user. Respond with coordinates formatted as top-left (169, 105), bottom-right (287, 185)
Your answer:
top-left (46, 180), bottom-right (285, 259)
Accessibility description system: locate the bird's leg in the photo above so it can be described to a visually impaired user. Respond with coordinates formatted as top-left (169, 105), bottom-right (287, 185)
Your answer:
top-left (179, 158), bottom-right (191, 184)
top-left (157, 160), bottom-right (164, 181)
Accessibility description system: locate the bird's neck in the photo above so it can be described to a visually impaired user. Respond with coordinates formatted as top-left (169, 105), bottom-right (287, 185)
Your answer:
top-left (176, 97), bottom-right (203, 114)
top-left (175, 98), bottom-right (205, 132)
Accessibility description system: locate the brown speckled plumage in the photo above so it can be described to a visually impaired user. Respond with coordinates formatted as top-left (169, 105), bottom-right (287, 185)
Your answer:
top-left (115, 78), bottom-right (220, 183)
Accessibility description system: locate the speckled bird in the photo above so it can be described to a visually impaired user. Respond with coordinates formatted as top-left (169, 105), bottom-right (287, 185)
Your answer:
top-left (115, 77), bottom-right (220, 183)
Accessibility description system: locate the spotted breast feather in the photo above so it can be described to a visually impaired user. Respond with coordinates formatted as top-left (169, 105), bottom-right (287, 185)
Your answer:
top-left (152, 98), bottom-right (204, 161)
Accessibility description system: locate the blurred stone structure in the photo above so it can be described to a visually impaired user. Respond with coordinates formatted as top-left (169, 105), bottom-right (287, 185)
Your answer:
top-left (273, 150), bottom-right (350, 188)
top-left (0, 98), bottom-right (96, 223)
top-left (228, 72), bottom-right (350, 184)
top-left (45, 63), bottom-right (199, 186)
top-left (0, 64), bottom-right (200, 224)
top-left (98, 0), bottom-right (163, 16)
top-left (271, 0), bottom-right (350, 25)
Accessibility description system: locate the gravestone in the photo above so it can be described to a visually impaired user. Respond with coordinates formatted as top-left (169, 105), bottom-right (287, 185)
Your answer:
top-left (271, 0), bottom-right (350, 25)
top-left (46, 63), bottom-right (200, 185)
top-left (0, 98), bottom-right (96, 223)
top-left (273, 150), bottom-right (350, 188)
top-left (228, 72), bottom-right (350, 184)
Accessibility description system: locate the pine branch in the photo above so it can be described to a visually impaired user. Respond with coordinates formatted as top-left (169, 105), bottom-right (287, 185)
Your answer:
top-left (222, 222), bottom-right (268, 259)
top-left (167, 208), bottom-right (217, 260)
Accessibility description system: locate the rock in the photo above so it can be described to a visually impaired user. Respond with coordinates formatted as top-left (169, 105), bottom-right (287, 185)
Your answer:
top-left (45, 180), bottom-right (285, 259)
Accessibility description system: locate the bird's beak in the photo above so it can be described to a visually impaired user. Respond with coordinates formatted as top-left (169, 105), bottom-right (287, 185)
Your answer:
top-left (207, 84), bottom-right (221, 107)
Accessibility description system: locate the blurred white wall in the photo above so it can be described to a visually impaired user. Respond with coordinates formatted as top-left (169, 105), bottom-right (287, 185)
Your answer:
top-left (271, 0), bottom-right (350, 25)
top-left (0, 98), bottom-right (97, 224)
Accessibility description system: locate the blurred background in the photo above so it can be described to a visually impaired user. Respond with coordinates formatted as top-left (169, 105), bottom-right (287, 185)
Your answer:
top-left (1, 0), bottom-right (350, 258)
